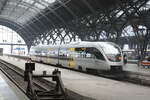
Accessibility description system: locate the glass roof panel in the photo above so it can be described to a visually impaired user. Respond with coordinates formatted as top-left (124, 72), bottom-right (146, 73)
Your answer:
top-left (43, 0), bottom-right (56, 4)
top-left (34, 2), bottom-right (46, 9)
top-left (17, 4), bottom-right (28, 9)
top-left (0, 0), bottom-right (57, 25)
top-left (38, 0), bottom-right (56, 7)
top-left (22, 0), bottom-right (34, 4)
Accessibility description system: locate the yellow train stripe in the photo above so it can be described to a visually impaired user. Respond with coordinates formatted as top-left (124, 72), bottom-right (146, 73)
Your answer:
top-left (69, 48), bottom-right (75, 52)
top-left (69, 48), bottom-right (75, 68)
top-left (47, 48), bottom-right (51, 64)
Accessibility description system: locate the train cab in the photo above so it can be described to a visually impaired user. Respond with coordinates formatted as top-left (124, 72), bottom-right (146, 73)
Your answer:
top-left (98, 42), bottom-right (123, 71)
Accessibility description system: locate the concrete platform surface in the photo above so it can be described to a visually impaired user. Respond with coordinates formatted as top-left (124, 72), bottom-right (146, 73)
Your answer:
top-left (0, 71), bottom-right (29, 100)
top-left (1, 56), bottom-right (150, 100)
top-left (124, 63), bottom-right (150, 75)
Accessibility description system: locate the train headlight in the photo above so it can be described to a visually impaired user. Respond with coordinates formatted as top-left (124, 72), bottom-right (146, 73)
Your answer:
top-left (107, 54), bottom-right (122, 62)
top-left (107, 56), bottom-right (116, 62)
top-left (116, 56), bottom-right (122, 61)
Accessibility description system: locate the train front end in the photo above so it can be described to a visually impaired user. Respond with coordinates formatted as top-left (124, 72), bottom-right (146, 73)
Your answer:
top-left (99, 42), bottom-right (123, 72)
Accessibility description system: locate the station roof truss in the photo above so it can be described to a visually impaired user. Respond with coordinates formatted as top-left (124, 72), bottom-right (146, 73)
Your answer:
top-left (0, 0), bottom-right (150, 49)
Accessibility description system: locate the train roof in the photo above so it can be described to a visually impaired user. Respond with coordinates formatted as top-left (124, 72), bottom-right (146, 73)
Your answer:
top-left (31, 41), bottom-right (118, 49)
top-left (62, 41), bottom-right (117, 47)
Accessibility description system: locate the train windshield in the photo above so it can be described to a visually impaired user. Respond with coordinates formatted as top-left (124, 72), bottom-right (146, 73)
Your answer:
top-left (100, 43), bottom-right (122, 62)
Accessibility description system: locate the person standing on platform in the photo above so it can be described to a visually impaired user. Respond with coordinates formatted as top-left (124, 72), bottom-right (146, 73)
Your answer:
top-left (123, 54), bottom-right (127, 64)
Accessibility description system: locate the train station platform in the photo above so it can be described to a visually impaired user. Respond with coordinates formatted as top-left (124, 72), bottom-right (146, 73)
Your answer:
top-left (124, 63), bottom-right (150, 75)
top-left (0, 56), bottom-right (150, 100)
top-left (0, 70), bottom-right (29, 100)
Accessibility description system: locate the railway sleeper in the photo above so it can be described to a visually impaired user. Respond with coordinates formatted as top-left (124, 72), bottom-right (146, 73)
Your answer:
top-left (24, 63), bottom-right (68, 100)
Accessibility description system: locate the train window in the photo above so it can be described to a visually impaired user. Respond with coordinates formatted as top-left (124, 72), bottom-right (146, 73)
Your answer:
top-left (85, 48), bottom-right (105, 60)
top-left (35, 50), bottom-right (41, 56)
top-left (75, 48), bottom-right (86, 58)
top-left (59, 48), bottom-right (67, 57)
top-left (49, 49), bottom-right (58, 57)
top-left (100, 43), bottom-right (121, 55)
top-left (55, 49), bottom-right (59, 56)
top-left (94, 49), bottom-right (105, 60)
top-left (75, 47), bottom-right (105, 60)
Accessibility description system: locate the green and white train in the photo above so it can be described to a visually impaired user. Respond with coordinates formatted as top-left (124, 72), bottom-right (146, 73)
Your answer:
top-left (29, 42), bottom-right (123, 72)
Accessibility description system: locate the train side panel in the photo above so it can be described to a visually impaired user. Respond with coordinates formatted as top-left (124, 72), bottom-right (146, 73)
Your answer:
top-left (58, 46), bottom-right (110, 71)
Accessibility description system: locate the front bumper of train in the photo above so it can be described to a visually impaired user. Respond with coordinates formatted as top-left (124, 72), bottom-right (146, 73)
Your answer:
top-left (110, 65), bottom-right (123, 72)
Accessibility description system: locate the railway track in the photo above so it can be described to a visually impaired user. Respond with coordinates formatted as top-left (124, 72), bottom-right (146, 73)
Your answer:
top-left (0, 59), bottom-right (68, 100)
top-left (47, 62), bottom-right (150, 86)
top-left (1, 56), bottom-right (150, 97)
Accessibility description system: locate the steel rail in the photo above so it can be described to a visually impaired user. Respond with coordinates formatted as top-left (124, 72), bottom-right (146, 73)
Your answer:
top-left (0, 59), bottom-right (56, 99)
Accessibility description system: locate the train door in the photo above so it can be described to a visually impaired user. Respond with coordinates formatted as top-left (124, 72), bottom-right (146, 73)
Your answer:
top-left (47, 48), bottom-right (51, 64)
top-left (51, 48), bottom-right (59, 65)
top-left (74, 47), bottom-right (95, 70)
top-left (58, 48), bottom-right (68, 67)
top-left (69, 48), bottom-right (76, 68)
top-left (35, 50), bottom-right (41, 62)
top-left (41, 48), bottom-right (48, 63)
top-left (92, 48), bottom-right (108, 70)
top-left (83, 48), bottom-right (99, 69)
